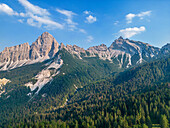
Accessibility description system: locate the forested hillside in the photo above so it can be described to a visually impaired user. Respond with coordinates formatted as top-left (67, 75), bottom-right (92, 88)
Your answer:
top-left (0, 56), bottom-right (169, 128)
top-left (0, 49), bottom-right (122, 127)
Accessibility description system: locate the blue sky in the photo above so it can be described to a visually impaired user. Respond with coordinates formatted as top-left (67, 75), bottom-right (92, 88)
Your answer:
top-left (0, 0), bottom-right (170, 52)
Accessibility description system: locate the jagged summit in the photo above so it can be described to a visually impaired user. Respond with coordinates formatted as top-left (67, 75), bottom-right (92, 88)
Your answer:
top-left (31, 32), bottom-right (59, 58)
top-left (0, 32), bottom-right (169, 71)
top-left (0, 32), bottom-right (59, 71)
top-left (118, 36), bottom-right (124, 40)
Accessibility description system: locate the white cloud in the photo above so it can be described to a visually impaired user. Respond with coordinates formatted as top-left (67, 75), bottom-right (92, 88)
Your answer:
top-left (114, 21), bottom-right (119, 25)
top-left (79, 28), bottom-right (86, 34)
top-left (19, 12), bottom-right (26, 17)
top-left (119, 26), bottom-right (146, 38)
top-left (18, 19), bottom-right (24, 23)
top-left (56, 8), bottom-right (76, 18)
top-left (0, 1), bottom-right (64, 30)
top-left (18, 0), bottom-right (49, 16)
top-left (27, 14), bottom-right (63, 29)
top-left (83, 10), bottom-right (90, 15)
top-left (64, 18), bottom-right (78, 31)
top-left (27, 18), bottom-right (40, 27)
top-left (17, 0), bottom-right (63, 29)
top-left (126, 13), bottom-right (136, 24)
top-left (0, 3), bottom-right (19, 16)
top-left (126, 11), bottom-right (151, 23)
top-left (56, 8), bottom-right (78, 31)
top-left (87, 36), bottom-right (94, 42)
top-left (85, 15), bottom-right (97, 24)
top-left (137, 11), bottom-right (151, 19)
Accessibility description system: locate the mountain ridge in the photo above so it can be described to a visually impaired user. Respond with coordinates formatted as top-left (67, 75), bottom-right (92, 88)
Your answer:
top-left (0, 32), bottom-right (169, 71)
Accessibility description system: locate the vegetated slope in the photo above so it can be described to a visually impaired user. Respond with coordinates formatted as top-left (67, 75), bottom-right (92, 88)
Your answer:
top-left (0, 49), bottom-right (121, 126)
top-left (68, 57), bottom-right (169, 104)
top-left (25, 49), bottom-right (121, 112)
top-left (3, 57), bottom-right (169, 128)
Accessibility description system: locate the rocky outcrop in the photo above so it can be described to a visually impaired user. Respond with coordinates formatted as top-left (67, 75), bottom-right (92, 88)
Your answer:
top-left (87, 44), bottom-right (112, 60)
top-left (25, 55), bottom-right (63, 94)
top-left (66, 37), bottom-right (161, 68)
top-left (0, 78), bottom-right (10, 89)
top-left (108, 37), bottom-right (160, 66)
top-left (30, 32), bottom-right (59, 59)
top-left (160, 43), bottom-right (170, 55)
top-left (0, 32), bottom-right (60, 71)
top-left (0, 43), bottom-right (30, 70)
top-left (0, 78), bottom-right (10, 97)
top-left (0, 33), bottom-right (169, 71)
top-left (65, 44), bottom-right (86, 59)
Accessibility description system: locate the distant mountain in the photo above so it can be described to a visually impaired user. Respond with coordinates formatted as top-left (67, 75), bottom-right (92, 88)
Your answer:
top-left (0, 32), bottom-right (169, 71)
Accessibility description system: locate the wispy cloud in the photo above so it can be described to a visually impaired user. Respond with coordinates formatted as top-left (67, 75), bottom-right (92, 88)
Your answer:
top-left (126, 13), bottom-right (136, 24)
top-left (18, 19), bottom-right (24, 23)
top-left (83, 10), bottom-right (90, 15)
top-left (27, 14), bottom-right (64, 29)
top-left (0, 3), bottom-right (19, 16)
top-left (0, 0), bottom-right (64, 29)
top-left (18, 0), bottom-right (49, 16)
top-left (114, 21), bottom-right (119, 25)
top-left (126, 11), bottom-right (151, 24)
top-left (56, 8), bottom-right (78, 31)
top-left (85, 15), bottom-right (97, 24)
top-left (18, 0), bottom-right (63, 29)
top-left (0, 1), bottom-right (87, 32)
top-left (87, 36), bottom-right (94, 42)
top-left (56, 8), bottom-right (76, 18)
top-left (79, 28), bottom-right (86, 34)
top-left (119, 26), bottom-right (146, 38)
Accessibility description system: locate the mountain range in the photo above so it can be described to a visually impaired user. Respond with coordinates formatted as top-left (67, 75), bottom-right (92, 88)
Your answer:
top-left (0, 32), bottom-right (169, 71)
top-left (0, 32), bottom-right (169, 128)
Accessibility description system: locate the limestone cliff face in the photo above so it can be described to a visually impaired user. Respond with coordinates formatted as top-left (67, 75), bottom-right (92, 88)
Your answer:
top-left (109, 36), bottom-right (160, 58)
top-left (0, 42), bottom-right (30, 62)
top-left (108, 37), bottom-right (160, 66)
top-left (67, 37), bottom-right (161, 68)
top-left (65, 44), bottom-right (86, 59)
top-left (0, 32), bottom-right (59, 71)
top-left (30, 32), bottom-right (59, 60)
top-left (0, 33), bottom-right (169, 71)
top-left (59, 37), bottom-right (168, 68)
top-left (87, 44), bottom-right (111, 60)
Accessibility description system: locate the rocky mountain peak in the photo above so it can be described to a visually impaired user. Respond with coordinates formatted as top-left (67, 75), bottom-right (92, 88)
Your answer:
top-left (30, 32), bottom-right (59, 59)
top-left (0, 32), bottom-right (169, 71)
top-left (162, 43), bottom-right (170, 49)
top-left (118, 36), bottom-right (124, 40)
top-left (59, 43), bottom-right (66, 50)
top-left (160, 43), bottom-right (170, 55)
top-left (37, 32), bottom-right (54, 44)
top-left (0, 32), bottom-right (60, 71)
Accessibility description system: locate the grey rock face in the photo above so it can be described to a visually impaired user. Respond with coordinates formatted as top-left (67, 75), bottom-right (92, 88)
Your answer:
top-left (30, 32), bottom-right (59, 59)
top-left (160, 43), bottom-right (170, 55)
top-left (0, 32), bottom-right (59, 71)
top-left (0, 42), bottom-right (30, 63)
top-left (0, 33), bottom-right (169, 71)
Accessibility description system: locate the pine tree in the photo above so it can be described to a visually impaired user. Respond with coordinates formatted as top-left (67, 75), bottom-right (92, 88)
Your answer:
top-left (146, 116), bottom-right (152, 128)
top-left (142, 124), bottom-right (148, 128)
top-left (160, 115), bottom-right (169, 128)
